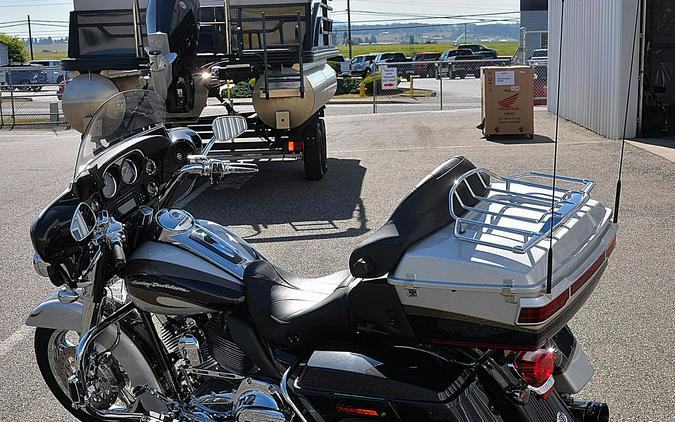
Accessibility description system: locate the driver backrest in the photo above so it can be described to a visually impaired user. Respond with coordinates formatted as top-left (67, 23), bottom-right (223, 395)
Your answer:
top-left (349, 156), bottom-right (489, 278)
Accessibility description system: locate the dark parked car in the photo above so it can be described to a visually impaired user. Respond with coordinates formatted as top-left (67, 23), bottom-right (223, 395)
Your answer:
top-left (1, 65), bottom-right (49, 92)
top-left (437, 49), bottom-right (475, 78)
top-left (370, 52), bottom-right (411, 77)
top-left (411, 52), bottom-right (441, 78)
top-left (457, 44), bottom-right (498, 59)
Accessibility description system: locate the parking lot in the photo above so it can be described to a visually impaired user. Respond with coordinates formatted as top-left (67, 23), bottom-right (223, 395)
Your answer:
top-left (0, 108), bottom-right (673, 420)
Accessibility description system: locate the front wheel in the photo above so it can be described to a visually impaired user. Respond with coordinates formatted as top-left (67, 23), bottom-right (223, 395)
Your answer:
top-left (34, 327), bottom-right (140, 421)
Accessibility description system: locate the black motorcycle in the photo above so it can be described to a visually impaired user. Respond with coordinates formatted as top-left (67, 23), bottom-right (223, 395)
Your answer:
top-left (27, 90), bottom-right (611, 422)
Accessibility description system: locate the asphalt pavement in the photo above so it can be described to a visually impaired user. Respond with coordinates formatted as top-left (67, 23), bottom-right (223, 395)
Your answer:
top-left (0, 109), bottom-right (673, 421)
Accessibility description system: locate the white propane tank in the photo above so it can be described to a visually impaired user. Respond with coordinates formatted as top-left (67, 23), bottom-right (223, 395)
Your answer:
top-left (252, 63), bottom-right (337, 130)
top-left (62, 74), bottom-right (120, 133)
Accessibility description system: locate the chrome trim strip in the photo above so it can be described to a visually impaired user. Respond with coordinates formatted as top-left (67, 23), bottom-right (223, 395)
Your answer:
top-left (280, 367), bottom-right (308, 422)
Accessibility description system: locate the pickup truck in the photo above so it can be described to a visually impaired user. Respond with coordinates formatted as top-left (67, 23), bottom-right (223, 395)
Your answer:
top-left (438, 49), bottom-right (511, 79)
top-left (411, 52), bottom-right (441, 78)
top-left (28, 60), bottom-right (72, 84)
top-left (457, 44), bottom-right (498, 59)
top-left (367, 52), bottom-right (412, 77)
top-left (0, 65), bottom-right (49, 91)
top-left (349, 54), bottom-right (376, 77)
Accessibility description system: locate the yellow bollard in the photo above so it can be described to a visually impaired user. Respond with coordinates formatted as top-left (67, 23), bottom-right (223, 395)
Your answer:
top-left (409, 75), bottom-right (414, 96)
top-left (226, 79), bottom-right (233, 101)
top-left (359, 82), bottom-right (366, 97)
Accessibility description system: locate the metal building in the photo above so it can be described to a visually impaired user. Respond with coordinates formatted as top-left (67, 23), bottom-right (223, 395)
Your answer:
top-left (521, 0), bottom-right (548, 31)
top-left (0, 41), bottom-right (8, 67)
top-left (549, 0), bottom-right (673, 139)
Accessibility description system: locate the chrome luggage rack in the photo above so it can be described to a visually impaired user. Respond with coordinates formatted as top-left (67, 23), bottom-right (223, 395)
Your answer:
top-left (449, 168), bottom-right (595, 254)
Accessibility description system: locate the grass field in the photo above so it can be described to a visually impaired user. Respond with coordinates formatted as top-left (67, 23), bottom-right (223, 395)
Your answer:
top-left (28, 42), bottom-right (519, 61)
top-left (337, 42), bottom-right (518, 59)
top-left (31, 51), bottom-right (68, 60)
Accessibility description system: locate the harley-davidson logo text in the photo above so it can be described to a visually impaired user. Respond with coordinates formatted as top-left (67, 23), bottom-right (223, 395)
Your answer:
top-left (130, 280), bottom-right (190, 293)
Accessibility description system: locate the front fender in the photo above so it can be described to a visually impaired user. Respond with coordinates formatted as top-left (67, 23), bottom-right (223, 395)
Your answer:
top-left (26, 292), bottom-right (83, 330)
top-left (26, 293), bottom-right (168, 413)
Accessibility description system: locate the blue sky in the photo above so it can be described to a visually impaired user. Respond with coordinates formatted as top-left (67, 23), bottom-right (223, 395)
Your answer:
top-left (0, 0), bottom-right (519, 38)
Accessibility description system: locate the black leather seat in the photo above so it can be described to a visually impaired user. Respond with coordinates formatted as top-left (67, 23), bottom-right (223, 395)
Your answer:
top-left (349, 156), bottom-right (489, 278)
top-left (244, 260), bottom-right (356, 350)
top-left (244, 156), bottom-right (488, 350)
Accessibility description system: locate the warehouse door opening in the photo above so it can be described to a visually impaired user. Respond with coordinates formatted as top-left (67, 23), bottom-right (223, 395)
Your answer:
top-left (641, 0), bottom-right (675, 137)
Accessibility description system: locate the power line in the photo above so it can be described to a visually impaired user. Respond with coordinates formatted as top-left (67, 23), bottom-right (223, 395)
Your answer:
top-left (0, 2), bottom-right (71, 7)
top-left (346, 19), bottom-right (518, 32)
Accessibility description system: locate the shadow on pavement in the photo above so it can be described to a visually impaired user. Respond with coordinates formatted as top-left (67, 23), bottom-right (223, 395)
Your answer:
top-left (185, 158), bottom-right (369, 244)
top-left (485, 134), bottom-right (555, 145)
top-left (631, 136), bottom-right (675, 149)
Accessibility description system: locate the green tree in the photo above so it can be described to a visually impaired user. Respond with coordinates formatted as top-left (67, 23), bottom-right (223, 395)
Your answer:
top-left (0, 33), bottom-right (28, 63)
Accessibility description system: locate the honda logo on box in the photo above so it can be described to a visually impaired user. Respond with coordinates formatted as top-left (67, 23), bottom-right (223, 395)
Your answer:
top-left (498, 93), bottom-right (520, 110)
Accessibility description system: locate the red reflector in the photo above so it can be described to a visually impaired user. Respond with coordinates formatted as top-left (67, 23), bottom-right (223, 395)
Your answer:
top-left (514, 348), bottom-right (556, 388)
top-left (336, 406), bottom-right (379, 417)
top-left (518, 291), bottom-right (569, 324)
top-left (606, 235), bottom-right (617, 257)
top-left (288, 141), bottom-right (303, 152)
top-left (570, 252), bottom-right (605, 296)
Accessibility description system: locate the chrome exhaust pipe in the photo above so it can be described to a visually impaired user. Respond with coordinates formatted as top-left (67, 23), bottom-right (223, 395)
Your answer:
top-left (569, 400), bottom-right (609, 422)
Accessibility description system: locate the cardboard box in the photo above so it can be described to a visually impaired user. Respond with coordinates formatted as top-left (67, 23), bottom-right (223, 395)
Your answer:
top-left (481, 66), bottom-right (534, 137)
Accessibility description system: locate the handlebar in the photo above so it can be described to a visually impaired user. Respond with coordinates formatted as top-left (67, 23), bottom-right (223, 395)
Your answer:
top-left (111, 242), bottom-right (126, 270)
top-left (182, 156), bottom-right (258, 180)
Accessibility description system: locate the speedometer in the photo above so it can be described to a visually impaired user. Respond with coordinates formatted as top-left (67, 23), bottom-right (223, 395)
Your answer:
top-left (102, 172), bottom-right (117, 198)
top-left (121, 159), bottom-right (138, 185)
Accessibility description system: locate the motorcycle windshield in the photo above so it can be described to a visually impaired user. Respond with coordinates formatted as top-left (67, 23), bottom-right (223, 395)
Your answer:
top-left (75, 90), bottom-right (166, 178)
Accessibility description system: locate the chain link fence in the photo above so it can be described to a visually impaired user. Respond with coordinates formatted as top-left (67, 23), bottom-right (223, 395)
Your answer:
top-left (0, 66), bottom-right (69, 128)
top-left (371, 59), bottom-right (524, 114)
top-left (516, 29), bottom-right (549, 65)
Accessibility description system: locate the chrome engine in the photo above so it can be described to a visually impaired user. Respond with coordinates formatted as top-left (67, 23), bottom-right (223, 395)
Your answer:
top-left (139, 377), bottom-right (287, 422)
top-left (140, 316), bottom-right (290, 421)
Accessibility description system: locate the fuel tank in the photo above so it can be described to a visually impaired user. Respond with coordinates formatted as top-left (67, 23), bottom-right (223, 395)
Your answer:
top-left (253, 62), bottom-right (337, 129)
top-left (126, 209), bottom-right (263, 314)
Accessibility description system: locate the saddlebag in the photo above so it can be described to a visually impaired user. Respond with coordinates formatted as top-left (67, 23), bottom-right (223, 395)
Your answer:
top-left (290, 347), bottom-right (575, 422)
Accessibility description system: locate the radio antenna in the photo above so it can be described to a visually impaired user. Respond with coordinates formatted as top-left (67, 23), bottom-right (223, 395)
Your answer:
top-left (546, 0), bottom-right (565, 295)
top-left (614, 0), bottom-right (641, 224)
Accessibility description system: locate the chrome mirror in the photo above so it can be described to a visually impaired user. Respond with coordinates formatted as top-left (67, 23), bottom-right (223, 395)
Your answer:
top-left (212, 116), bottom-right (247, 142)
top-left (70, 203), bottom-right (96, 242)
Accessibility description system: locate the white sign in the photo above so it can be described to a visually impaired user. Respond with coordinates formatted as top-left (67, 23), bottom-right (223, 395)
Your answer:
top-left (381, 67), bottom-right (398, 90)
top-left (495, 70), bottom-right (515, 86)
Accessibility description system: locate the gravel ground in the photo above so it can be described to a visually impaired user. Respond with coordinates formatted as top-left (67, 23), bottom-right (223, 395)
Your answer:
top-left (0, 109), bottom-right (673, 421)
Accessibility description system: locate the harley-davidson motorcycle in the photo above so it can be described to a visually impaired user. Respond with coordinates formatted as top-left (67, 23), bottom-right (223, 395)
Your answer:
top-left (27, 90), bottom-right (615, 422)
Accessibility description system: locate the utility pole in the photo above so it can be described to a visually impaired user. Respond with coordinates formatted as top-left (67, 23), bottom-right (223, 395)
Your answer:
top-left (27, 15), bottom-right (34, 60)
top-left (347, 0), bottom-right (353, 59)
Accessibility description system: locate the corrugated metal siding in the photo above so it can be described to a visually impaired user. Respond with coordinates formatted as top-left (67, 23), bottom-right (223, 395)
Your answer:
top-left (548, 0), bottom-right (641, 139)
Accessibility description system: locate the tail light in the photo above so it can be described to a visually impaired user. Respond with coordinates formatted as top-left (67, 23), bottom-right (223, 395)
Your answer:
top-left (518, 291), bottom-right (569, 324)
top-left (514, 348), bottom-right (556, 388)
top-left (336, 405), bottom-right (380, 417)
top-left (288, 141), bottom-right (303, 152)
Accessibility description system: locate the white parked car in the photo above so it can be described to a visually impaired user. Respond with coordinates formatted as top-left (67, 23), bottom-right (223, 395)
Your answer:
top-left (528, 49), bottom-right (548, 66)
